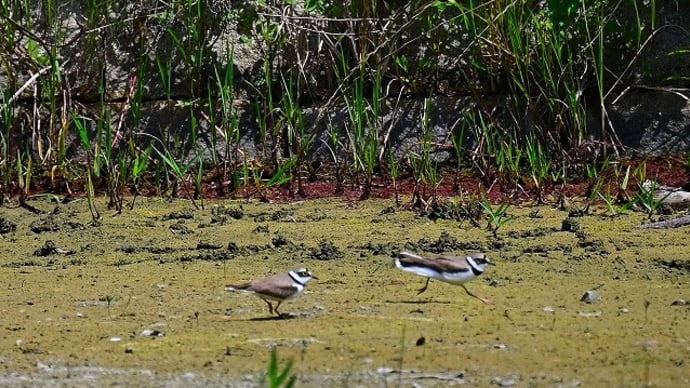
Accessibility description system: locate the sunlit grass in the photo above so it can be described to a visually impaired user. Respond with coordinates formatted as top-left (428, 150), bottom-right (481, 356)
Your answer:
top-left (0, 0), bottom-right (672, 210)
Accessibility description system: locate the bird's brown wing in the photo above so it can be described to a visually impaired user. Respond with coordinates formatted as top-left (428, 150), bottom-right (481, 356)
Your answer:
top-left (430, 256), bottom-right (472, 273)
top-left (250, 283), bottom-right (300, 300)
top-left (245, 273), bottom-right (300, 299)
top-left (397, 254), bottom-right (470, 274)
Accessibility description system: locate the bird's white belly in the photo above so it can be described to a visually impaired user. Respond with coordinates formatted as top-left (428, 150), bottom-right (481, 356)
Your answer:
top-left (438, 271), bottom-right (475, 284)
top-left (398, 263), bottom-right (475, 284)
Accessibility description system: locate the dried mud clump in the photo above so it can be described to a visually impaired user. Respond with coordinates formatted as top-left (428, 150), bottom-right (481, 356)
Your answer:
top-left (227, 241), bottom-right (271, 255)
top-left (408, 231), bottom-right (483, 254)
top-left (253, 225), bottom-right (269, 234)
top-left (380, 206), bottom-right (395, 215)
top-left (115, 245), bottom-right (175, 255)
top-left (0, 217), bottom-right (16, 234)
top-left (178, 251), bottom-right (233, 262)
top-left (358, 241), bottom-right (397, 256)
top-left (308, 239), bottom-right (342, 260)
top-left (227, 241), bottom-right (240, 253)
top-left (507, 227), bottom-right (559, 238)
top-left (305, 209), bottom-right (329, 222)
top-left (421, 200), bottom-right (483, 226)
top-left (29, 211), bottom-right (86, 234)
top-left (33, 240), bottom-right (58, 256)
top-left (161, 209), bottom-right (195, 221)
top-left (561, 217), bottom-right (580, 232)
top-left (272, 235), bottom-right (294, 249)
top-left (211, 205), bottom-right (244, 224)
top-left (169, 220), bottom-right (194, 234)
top-left (575, 232), bottom-right (605, 252)
top-left (522, 243), bottom-right (573, 255)
top-left (197, 241), bottom-right (223, 250)
top-left (29, 214), bottom-right (83, 233)
top-left (254, 209), bottom-right (296, 223)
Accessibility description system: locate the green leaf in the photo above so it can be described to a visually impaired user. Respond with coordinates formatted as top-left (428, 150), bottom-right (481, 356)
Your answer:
top-left (73, 117), bottom-right (91, 149)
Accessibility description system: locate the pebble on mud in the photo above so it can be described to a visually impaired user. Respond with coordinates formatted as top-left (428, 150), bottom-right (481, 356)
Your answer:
top-left (140, 329), bottom-right (165, 337)
top-left (491, 376), bottom-right (518, 387)
top-left (671, 299), bottom-right (689, 306)
top-left (580, 290), bottom-right (600, 304)
top-left (577, 311), bottom-right (602, 318)
top-left (376, 367), bottom-right (394, 375)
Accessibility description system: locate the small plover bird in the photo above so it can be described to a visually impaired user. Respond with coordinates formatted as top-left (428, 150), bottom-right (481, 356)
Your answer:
top-left (226, 268), bottom-right (316, 317)
top-left (394, 251), bottom-right (492, 304)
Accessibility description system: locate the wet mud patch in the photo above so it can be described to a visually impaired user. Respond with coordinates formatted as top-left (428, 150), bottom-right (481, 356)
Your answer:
top-left (0, 197), bottom-right (689, 386)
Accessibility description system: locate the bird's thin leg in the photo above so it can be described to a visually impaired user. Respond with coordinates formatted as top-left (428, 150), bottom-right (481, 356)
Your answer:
top-left (263, 299), bottom-right (274, 315)
top-left (416, 278), bottom-right (431, 295)
top-left (274, 301), bottom-right (286, 318)
top-left (461, 285), bottom-right (493, 304)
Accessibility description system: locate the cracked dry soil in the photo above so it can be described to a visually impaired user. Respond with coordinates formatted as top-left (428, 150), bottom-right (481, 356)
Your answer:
top-left (0, 197), bottom-right (689, 387)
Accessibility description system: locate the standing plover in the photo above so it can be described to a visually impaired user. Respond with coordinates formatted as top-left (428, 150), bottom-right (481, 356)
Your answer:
top-left (226, 268), bottom-right (316, 317)
top-left (395, 251), bottom-right (491, 304)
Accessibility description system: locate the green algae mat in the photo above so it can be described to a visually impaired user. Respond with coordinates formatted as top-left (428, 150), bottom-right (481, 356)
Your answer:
top-left (0, 197), bottom-right (688, 386)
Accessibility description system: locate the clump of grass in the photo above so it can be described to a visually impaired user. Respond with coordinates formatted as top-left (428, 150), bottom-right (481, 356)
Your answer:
top-left (480, 197), bottom-right (513, 238)
top-left (129, 146), bottom-right (151, 210)
top-left (387, 149), bottom-right (400, 206)
top-left (322, 120), bottom-right (346, 195)
top-left (277, 72), bottom-right (311, 197)
top-left (635, 180), bottom-right (672, 221)
top-left (525, 133), bottom-right (551, 203)
top-left (338, 59), bottom-right (384, 200)
top-left (207, 47), bottom-right (241, 194)
top-left (73, 116), bottom-right (101, 222)
top-left (263, 347), bottom-right (297, 388)
top-left (152, 144), bottom-right (202, 208)
top-left (450, 114), bottom-right (468, 192)
top-left (409, 98), bottom-right (441, 209)
top-left (250, 157), bottom-right (295, 202)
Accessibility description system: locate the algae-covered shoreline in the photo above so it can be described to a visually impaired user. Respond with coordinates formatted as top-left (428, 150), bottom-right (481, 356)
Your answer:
top-left (0, 196), bottom-right (688, 386)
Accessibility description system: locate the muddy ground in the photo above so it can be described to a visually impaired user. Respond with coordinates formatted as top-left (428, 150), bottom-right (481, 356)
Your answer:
top-left (0, 196), bottom-right (688, 387)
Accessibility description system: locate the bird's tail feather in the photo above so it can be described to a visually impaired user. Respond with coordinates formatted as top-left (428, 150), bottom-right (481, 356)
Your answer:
top-left (396, 251), bottom-right (423, 260)
top-left (225, 282), bottom-right (251, 291)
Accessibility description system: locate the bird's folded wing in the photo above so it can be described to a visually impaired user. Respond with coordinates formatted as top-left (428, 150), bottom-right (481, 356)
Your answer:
top-left (250, 281), bottom-right (299, 299)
